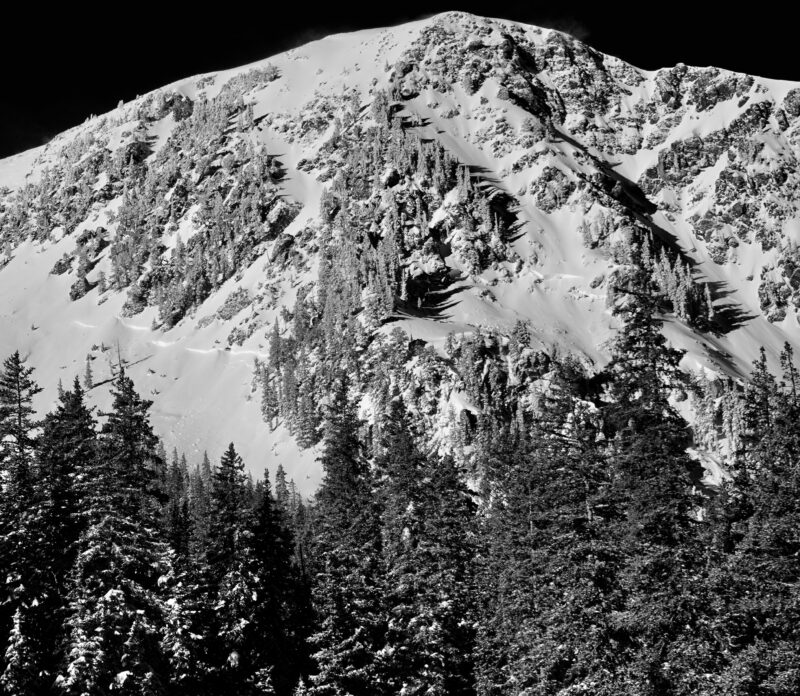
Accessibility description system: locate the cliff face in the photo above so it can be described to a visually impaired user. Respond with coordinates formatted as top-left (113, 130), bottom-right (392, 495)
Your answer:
top-left (1, 12), bottom-right (799, 487)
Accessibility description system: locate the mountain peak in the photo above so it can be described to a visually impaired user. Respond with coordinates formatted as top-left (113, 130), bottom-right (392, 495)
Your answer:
top-left (0, 16), bottom-right (799, 488)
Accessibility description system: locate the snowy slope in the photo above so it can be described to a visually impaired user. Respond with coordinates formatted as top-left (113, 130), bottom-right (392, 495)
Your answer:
top-left (1, 11), bottom-right (800, 490)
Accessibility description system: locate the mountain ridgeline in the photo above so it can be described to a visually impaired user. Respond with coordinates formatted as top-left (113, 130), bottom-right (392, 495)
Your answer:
top-left (1, 10), bottom-right (800, 694)
top-left (1, 11), bottom-right (799, 480)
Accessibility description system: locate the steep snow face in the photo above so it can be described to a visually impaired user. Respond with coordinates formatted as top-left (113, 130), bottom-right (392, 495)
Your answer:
top-left (1, 11), bottom-right (799, 489)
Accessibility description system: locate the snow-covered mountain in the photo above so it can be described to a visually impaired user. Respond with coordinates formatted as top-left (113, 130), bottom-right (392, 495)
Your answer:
top-left (1, 11), bottom-right (799, 490)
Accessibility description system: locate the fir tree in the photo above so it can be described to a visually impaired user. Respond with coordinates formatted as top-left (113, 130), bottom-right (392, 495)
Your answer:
top-left (2, 608), bottom-right (37, 696)
top-left (58, 370), bottom-right (171, 696)
top-left (0, 350), bottom-right (42, 504)
top-left (199, 444), bottom-right (261, 693)
top-left (8, 378), bottom-right (100, 694)
top-left (99, 369), bottom-right (167, 524)
top-left (208, 443), bottom-right (250, 579)
top-left (183, 456), bottom-right (212, 574)
top-left (275, 464), bottom-right (290, 514)
top-left (84, 355), bottom-right (93, 389)
top-left (306, 378), bottom-right (386, 696)
top-left (165, 450), bottom-right (191, 560)
top-left (476, 368), bottom-right (623, 696)
top-left (703, 350), bottom-right (800, 694)
top-left (247, 477), bottom-right (311, 695)
top-left (0, 352), bottom-right (42, 686)
top-left (378, 400), bottom-right (477, 695)
top-left (602, 277), bottom-right (709, 694)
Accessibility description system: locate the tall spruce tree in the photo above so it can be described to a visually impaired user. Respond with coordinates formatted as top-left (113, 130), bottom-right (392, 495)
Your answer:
top-left (208, 443), bottom-right (250, 580)
top-left (1, 379), bottom-right (100, 695)
top-left (247, 477), bottom-right (310, 695)
top-left (58, 370), bottom-right (171, 695)
top-left (165, 449), bottom-right (191, 559)
top-left (306, 378), bottom-right (386, 696)
top-left (0, 352), bottom-right (42, 690)
top-left (601, 274), bottom-right (709, 694)
top-left (703, 350), bottom-right (800, 694)
top-left (378, 400), bottom-right (477, 695)
top-left (188, 451), bottom-right (213, 553)
top-left (204, 443), bottom-right (259, 693)
top-left (0, 351), bottom-right (42, 487)
top-left (476, 363), bottom-right (623, 696)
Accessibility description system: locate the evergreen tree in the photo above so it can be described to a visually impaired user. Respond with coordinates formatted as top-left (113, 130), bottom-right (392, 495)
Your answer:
top-left (99, 369), bottom-right (167, 525)
top-left (188, 451), bottom-right (213, 553)
top-left (476, 367), bottom-right (623, 696)
top-left (58, 370), bottom-right (171, 695)
top-left (603, 284), bottom-right (693, 545)
top-left (703, 350), bottom-right (800, 694)
top-left (208, 443), bottom-right (250, 579)
top-left (0, 351), bottom-right (42, 473)
top-left (0, 352), bottom-right (41, 688)
top-left (167, 498), bottom-right (192, 561)
top-left (246, 477), bottom-right (311, 695)
top-left (2, 607), bottom-right (37, 696)
top-left (161, 560), bottom-right (212, 696)
top-left (601, 278), bottom-right (709, 694)
top-left (306, 378), bottom-right (386, 696)
top-left (275, 464), bottom-right (290, 514)
top-left (739, 347), bottom-right (778, 467)
top-left (166, 450), bottom-right (191, 559)
top-left (180, 444), bottom-right (259, 694)
top-left (378, 400), bottom-right (477, 695)
top-left (780, 342), bottom-right (799, 407)
top-left (84, 355), bottom-right (94, 389)
top-left (4, 379), bottom-right (100, 695)
top-left (194, 443), bottom-right (256, 692)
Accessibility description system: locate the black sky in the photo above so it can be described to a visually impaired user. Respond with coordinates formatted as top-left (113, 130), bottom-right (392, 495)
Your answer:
top-left (1, 2), bottom-right (797, 159)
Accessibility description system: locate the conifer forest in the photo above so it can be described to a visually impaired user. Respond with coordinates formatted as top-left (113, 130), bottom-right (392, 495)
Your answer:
top-left (3, 10), bottom-right (800, 696)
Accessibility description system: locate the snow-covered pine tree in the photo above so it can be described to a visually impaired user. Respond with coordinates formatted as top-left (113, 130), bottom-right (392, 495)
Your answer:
top-left (197, 444), bottom-right (260, 692)
top-left (378, 399), bottom-right (478, 695)
top-left (0, 350), bottom-right (41, 503)
top-left (58, 370), bottom-right (172, 695)
top-left (601, 270), bottom-right (711, 693)
top-left (83, 354), bottom-right (93, 389)
top-left (275, 464), bottom-right (290, 514)
top-left (13, 378), bottom-right (100, 693)
top-left (0, 352), bottom-right (42, 685)
top-left (306, 378), bottom-right (386, 696)
top-left (208, 443), bottom-right (250, 578)
top-left (165, 449), bottom-right (191, 560)
top-left (246, 476), bottom-right (311, 695)
top-left (475, 361), bottom-right (624, 695)
top-left (1, 607), bottom-right (37, 696)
